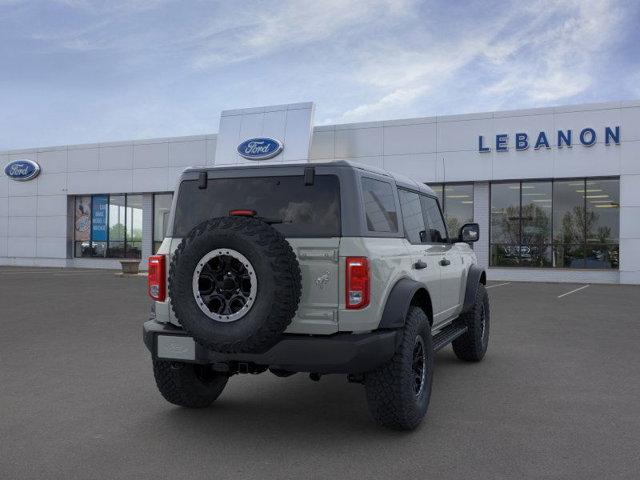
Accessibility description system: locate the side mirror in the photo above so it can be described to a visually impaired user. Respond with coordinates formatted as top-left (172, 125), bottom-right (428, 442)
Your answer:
top-left (458, 223), bottom-right (480, 243)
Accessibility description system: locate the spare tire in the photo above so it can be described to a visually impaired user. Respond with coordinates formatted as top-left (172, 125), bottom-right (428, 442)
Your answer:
top-left (169, 216), bottom-right (301, 353)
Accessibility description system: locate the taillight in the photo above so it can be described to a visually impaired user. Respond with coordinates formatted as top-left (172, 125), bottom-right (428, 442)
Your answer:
top-left (345, 257), bottom-right (369, 309)
top-left (148, 255), bottom-right (166, 301)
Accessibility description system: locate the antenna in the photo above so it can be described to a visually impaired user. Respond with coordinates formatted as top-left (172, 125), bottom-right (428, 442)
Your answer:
top-left (442, 157), bottom-right (446, 184)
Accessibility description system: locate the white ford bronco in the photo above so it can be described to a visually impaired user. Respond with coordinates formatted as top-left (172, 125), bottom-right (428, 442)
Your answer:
top-left (144, 161), bottom-right (489, 430)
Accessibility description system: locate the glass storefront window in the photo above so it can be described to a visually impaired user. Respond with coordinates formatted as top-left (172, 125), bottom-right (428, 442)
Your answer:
top-left (443, 184), bottom-right (474, 236)
top-left (585, 178), bottom-right (619, 269)
top-left (430, 185), bottom-right (444, 209)
top-left (126, 195), bottom-right (143, 258)
top-left (153, 193), bottom-right (173, 253)
top-left (520, 181), bottom-right (552, 267)
top-left (553, 180), bottom-right (586, 268)
top-left (74, 196), bottom-right (92, 257)
top-left (490, 182), bottom-right (520, 266)
top-left (108, 195), bottom-right (126, 258)
top-left (491, 178), bottom-right (619, 269)
top-left (73, 193), bottom-right (143, 259)
top-left (428, 183), bottom-right (473, 238)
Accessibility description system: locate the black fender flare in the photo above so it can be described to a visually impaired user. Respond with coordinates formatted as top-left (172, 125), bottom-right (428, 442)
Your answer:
top-left (378, 278), bottom-right (431, 329)
top-left (462, 265), bottom-right (486, 313)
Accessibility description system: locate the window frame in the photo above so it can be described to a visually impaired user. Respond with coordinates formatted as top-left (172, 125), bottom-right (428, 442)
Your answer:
top-left (152, 192), bottom-right (173, 254)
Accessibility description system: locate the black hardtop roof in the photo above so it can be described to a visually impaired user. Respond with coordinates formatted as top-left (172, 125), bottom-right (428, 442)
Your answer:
top-left (181, 160), bottom-right (436, 196)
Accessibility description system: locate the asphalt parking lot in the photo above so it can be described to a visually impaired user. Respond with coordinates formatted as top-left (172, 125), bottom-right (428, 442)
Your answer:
top-left (1, 268), bottom-right (639, 479)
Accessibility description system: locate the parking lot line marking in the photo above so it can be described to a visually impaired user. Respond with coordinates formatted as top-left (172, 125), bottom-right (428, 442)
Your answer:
top-left (557, 284), bottom-right (590, 298)
top-left (486, 282), bottom-right (511, 289)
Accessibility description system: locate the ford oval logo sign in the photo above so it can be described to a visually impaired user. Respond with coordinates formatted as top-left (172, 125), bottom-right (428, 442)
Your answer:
top-left (237, 137), bottom-right (283, 160)
top-left (4, 159), bottom-right (41, 182)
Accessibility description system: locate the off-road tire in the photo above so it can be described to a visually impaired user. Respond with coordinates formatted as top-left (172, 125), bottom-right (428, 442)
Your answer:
top-left (153, 360), bottom-right (228, 408)
top-left (169, 216), bottom-right (302, 353)
top-left (364, 307), bottom-right (433, 431)
top-left (452, 283), bottom-right (490, 362)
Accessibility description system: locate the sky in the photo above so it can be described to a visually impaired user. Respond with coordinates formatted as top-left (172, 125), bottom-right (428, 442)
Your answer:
top-left (1, 0), bottom-right (639, 150)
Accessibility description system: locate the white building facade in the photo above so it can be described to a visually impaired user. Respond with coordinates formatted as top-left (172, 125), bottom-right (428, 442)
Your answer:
top-left (1, 100), bottom-right (639, 284)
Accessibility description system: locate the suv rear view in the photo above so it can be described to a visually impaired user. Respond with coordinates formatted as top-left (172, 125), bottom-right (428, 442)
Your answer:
top-left (144, 161), bottom-right (489, 430)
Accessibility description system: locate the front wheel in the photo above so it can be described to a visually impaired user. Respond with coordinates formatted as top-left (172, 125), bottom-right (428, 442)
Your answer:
top-left (152, 360), bottom-right (228, 408)
top-left (364, 306), bottom-right (434, 431)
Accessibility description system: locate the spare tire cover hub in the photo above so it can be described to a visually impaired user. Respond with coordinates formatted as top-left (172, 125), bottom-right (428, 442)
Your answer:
top-left (192, 248), bottom-right (257, 323)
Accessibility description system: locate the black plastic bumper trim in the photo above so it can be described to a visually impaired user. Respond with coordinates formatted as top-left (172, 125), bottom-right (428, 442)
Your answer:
top-left (143, 320), bottom-right (400, 374)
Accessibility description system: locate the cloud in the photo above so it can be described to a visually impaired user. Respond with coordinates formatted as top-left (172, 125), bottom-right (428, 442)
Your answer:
top-left (191, 0), bottom-right (415, 70)
top-left (335, 0), bottom-right (626, 122)
top-left (482, 0), bottom-right (622, 104)
top-left (0, 0), bottom-right (635, 149)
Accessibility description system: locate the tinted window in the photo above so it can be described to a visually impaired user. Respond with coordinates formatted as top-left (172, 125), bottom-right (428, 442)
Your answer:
top-left (398, 190), bottom-right (426, 244)
top-left (420, 195), bottom-right (448, 242)
top-left (173, 175), bottom-right (341, 238)
top-left (361, 178), bottom-right (398, 233)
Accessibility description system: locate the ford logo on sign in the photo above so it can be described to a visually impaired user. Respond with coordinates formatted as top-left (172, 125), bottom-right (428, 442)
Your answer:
top-left (4, 159), bottom-right (41, 181)
top-left (237, 137), bottom-right (283, 160)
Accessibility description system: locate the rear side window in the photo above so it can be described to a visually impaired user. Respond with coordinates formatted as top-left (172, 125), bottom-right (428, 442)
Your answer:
top-left (420, 195), bottom-right (448, 243)
top-left (399, 189), bottom-right (426, 244)
top-left (173, 175), bottom-right (340, 238)
top-left (361, 177), bottom-right (398, 233)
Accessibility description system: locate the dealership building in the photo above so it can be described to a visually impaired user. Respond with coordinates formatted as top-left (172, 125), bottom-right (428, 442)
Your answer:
top-left (1, 100), bottom-right (639, 284)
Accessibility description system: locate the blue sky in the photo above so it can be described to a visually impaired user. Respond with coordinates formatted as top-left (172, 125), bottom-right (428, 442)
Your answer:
top-left (1, 0), bottom-right (639, 150)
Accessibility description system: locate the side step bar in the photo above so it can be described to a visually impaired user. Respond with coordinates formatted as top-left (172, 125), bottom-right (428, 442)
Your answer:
top-left (433, 324), bottom-right (468, 351)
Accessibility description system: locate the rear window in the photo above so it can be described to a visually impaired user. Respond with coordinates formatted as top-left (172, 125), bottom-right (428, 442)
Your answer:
top-left (173, 175), bottom-right (341, 238)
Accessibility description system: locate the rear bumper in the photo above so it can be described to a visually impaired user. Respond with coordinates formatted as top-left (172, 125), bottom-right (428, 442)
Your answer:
top-left (143, 320), bottom-right (399, 374)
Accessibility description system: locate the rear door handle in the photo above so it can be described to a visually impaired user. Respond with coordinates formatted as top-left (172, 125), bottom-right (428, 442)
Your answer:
top-left (413, 260), bottom-right (428, 270)
top-left (439, 258), bottom-right (451, 267)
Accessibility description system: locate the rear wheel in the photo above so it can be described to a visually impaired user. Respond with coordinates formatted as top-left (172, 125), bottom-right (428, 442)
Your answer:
top-left (364, 307), bottom-right (433, 430)
top-left (152, 360), bottom-right (228, 408)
